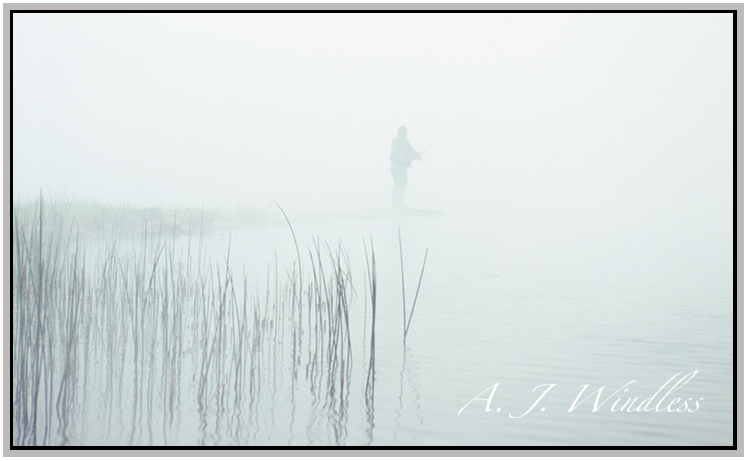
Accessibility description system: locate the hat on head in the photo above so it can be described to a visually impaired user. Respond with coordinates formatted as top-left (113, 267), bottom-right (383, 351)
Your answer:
top-left (398, 126), bottom-right (408, 135)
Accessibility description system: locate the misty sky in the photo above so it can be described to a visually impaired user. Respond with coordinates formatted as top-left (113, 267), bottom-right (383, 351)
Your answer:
top-left (13, 12), bottom-right (733, 230)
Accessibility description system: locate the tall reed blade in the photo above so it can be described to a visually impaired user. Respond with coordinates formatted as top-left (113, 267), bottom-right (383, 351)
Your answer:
top-left (398, 226), bottom-right (406, 336)
top-left (397, 227), bottom-right (428, 343)
top-left (404, 248), bottom-right (428, 341)
top-left (273, 201), bottom-right (302, 312)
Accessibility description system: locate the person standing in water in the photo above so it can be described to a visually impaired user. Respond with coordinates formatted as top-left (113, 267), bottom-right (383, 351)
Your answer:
top-left (390, 125), bottom-right (421, 210)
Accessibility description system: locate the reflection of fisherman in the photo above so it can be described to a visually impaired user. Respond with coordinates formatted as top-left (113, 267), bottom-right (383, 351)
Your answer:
top-left (390, 126), bottom-right (421, 209)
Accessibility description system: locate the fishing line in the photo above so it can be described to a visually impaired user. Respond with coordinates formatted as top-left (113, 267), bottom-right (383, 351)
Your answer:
top-left (419, 119), bottom-right (468, 155)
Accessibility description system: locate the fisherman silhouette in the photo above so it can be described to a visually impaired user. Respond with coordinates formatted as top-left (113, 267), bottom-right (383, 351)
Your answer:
top-left (390, 126), bottom-right (421, 210)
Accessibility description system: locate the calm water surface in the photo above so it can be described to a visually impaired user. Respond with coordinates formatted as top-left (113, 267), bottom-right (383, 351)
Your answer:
top-left (16, 205), bottom-right (733, 446)
top-left (143, 206), bottom-right (731, 445)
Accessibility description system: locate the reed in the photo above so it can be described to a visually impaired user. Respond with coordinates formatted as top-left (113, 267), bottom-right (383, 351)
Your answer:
top-left (397, 226), bottom-right (428, 343)
top-left (12, 197), bottom-right (426, 446)
top-left (404, 248), bottom-right (428, 341)
top-left (13, 195), bottom-right (88, 445)
top-left (363, 236), bottom-right (377, 445)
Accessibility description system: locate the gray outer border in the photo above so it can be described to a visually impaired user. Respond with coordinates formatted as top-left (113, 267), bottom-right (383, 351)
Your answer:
top-left (3, 2), bottom-right (743, 457)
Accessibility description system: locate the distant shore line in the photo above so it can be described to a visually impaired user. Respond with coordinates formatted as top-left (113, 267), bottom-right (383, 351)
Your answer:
top-left (11, 198), bottom-right (434, 239)
top-left (11, 198), bottom-right (289, 239)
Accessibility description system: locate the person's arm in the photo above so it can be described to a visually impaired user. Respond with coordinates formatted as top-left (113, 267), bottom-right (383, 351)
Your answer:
top-left (406, 141), bottom-right (421, 161)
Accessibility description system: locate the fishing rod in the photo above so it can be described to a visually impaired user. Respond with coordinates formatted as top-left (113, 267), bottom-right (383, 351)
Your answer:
top-left (420, 120), bottom-right (466, 155)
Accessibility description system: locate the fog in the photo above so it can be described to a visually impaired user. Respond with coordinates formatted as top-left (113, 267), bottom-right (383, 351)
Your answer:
top-left (12, 12), bottom-right (734, 293)
top-left (13, 13), bottom-right (732, 227)
top-left (11, 12), bottom-right (735, 446)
